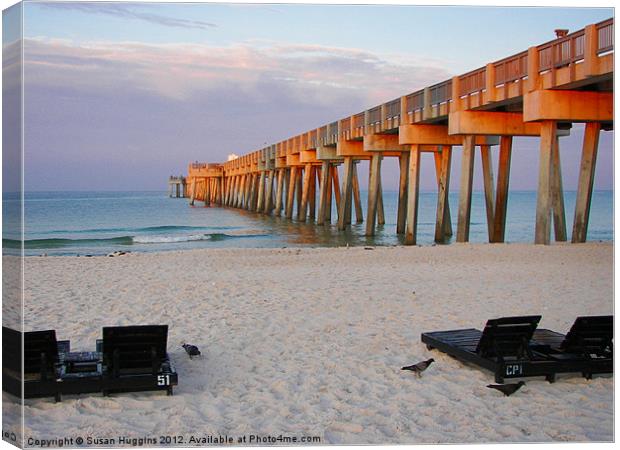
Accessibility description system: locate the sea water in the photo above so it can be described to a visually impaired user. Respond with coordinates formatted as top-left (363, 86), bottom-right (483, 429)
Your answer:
top-left (2, 190), bottom-right (613, 256)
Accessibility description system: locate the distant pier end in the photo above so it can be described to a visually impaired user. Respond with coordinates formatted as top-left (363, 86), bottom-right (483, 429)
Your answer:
top-left (168, 176), bottom-right (187, 198)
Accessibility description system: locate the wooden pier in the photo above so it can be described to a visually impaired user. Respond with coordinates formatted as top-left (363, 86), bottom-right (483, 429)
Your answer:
top-left (184, 19), bottom-right (613, 245)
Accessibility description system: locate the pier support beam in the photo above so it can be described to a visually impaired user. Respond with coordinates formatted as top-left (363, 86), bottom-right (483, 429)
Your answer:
top-left (325, 165), bottom-right (333, 223)
top-left (229, 177), bottom-right (235, 206)
top-left (190, 178), bottom-right (197, 206)
top-left (331, 165), bottom-right (340, 224)
top-left (204, 178), bottom-right (211, 207)
top-left (433, 152), bottom-right (453, 237)
top-left (238, 176), bottom-right (244, 208)
top-left (238, 175), bottom-right (246, 209)
top-left (405, 145), bottom-right (421, 245)
top-left (352, 163), bottom-right (364, 224)
top-left (366, 153), bottom-right (382, 236)
top-left (230, 176), bottom-right (236, 207)
top-left (535, 121), bottom-right (556, 245)
top-left (396, 152), bottom-right (409, 234)
top-left (238, 175), bottom-right (245, 209)
top-left (219, 178), bottom-right (224, 205)
top-left (572, 122), bottom-right (601, 243)
top-left (254, 173), bottom-right (262, 211)
top-left (286, 167), bottom-right (298, 219)
top-left (231, 176), bottom-right (237, 207)
top-left (225, 177), bottom-right (232, 206)
top-left (551, 135), bottom-right (567, 242)
top-left (238, 175), bottom-right (244, 208)
top-left (456, 136), bottom-right (475, 242)
top-left (480, 145), bottom-right (496, 241)
top-left (491, 136), bottom-right (513, 243)
top-left (275, 169), bottom-right (285, 216)
top-left (257, 171), bottom-right (266, 212)
top-left (296, 167), bottom-right (304, 221)
top-left (377, 177), bottom-right (385, 226)
top-left (300, 164), bottom-right (313, 222)
top-left (434, 146), bottom-right (452, 243)
top-left (308, 166), bottom-right (317, 221)
top-left (245, 174), bottom-right (253, 210)
top-left (243, 173), bottom-right (249, 211)
top-left (236, 176), bottom-right (242, 207)
top-left (317, 161), bottom-right (331, 225)
top-left (338, 157), bottom-right (354, 231)
top-left (264, 170), bottom-right (275, 214)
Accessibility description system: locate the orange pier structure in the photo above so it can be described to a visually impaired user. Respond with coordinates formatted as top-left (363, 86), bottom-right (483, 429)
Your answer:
top-left (184, 18), bottom-right (613, 245)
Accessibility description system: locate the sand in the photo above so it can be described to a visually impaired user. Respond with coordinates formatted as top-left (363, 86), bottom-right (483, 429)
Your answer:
top-left (3, 243), bottom-right (614, 444)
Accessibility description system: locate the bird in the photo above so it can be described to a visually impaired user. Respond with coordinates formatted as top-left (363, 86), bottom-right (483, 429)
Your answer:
top-left (182, 343), bottom-right (201, 359)
top-left (486, 381), bottom-right (525, 397)
top-left (401, 358), bottom-right (435, 377)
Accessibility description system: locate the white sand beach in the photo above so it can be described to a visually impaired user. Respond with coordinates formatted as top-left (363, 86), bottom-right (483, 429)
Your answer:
top-left (4, 243), bottom-right (614, 444)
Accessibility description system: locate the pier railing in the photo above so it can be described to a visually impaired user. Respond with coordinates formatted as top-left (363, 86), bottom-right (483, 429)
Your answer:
top-left (597, 18), bottom-right (614, 53)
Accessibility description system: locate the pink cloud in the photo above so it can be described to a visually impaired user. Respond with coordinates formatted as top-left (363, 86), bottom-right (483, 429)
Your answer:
top-left (24, 37), bottom-right (453, 107)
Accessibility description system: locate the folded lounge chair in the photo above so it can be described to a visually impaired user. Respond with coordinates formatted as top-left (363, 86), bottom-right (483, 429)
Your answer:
top-left (421, 316), bottom-right (562, 383)
top-left (2, 326), bottom-right (103, 402)
top-left (101, 325), bottom-right (178, 396)
top-left (531, 315), bottom-right (613, 381)
top-left (3, 327), bottom-right (62, 401)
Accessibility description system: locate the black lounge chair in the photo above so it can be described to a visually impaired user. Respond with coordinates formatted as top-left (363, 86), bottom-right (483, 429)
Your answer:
top-left (3, 327), bottom-right (63, 401)
top-left (2, 327), bottom-right (24, 398)
top-left (2, 326), bottom-right (102, 402)
top-left (531, 315), bottom-right (613, 380)
top-left (421, 315), bottom-right (562, 383)
top-left (101, 325), bottom-right (178, 396)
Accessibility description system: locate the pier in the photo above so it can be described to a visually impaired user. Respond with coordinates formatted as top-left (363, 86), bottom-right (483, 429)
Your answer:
top-left (184, 18), bottom-right (613, 245)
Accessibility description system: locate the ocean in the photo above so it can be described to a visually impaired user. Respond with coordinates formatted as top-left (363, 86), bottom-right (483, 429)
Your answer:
top-left (2, 190), bottom-right (613, 256)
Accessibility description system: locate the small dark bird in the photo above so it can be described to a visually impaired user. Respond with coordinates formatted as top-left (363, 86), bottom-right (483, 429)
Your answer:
top-left (182, 343), bottom-right (201, 359)
top-left (487, 381), bottom-right (525, 397)
top-left (401, 358), bottom-right (435, 377)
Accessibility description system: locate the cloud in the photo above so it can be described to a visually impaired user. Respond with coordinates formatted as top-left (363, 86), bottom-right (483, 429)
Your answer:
top-left (2, 39), bottom-right (22, 91)
top-left (40, 2), bottom-right (217, 30)
top-left (21, 36), bottom-right (459, 190)
top-left (23, 37), bottom-right (452, 108)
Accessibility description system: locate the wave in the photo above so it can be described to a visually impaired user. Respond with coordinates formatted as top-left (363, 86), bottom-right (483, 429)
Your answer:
top-left (3, 232), bottom-right (267, 249)
top-left (3, 236), bottom-right (134, 249)
top-left (129, 232), bottom-right (267, 244)
top-left (36, 225), bottom-right (241, 235)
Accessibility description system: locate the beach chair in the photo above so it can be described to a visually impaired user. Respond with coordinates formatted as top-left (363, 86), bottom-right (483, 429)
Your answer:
top-left (2, 326), bottom-right (26, 399)
top-left (421, 316), bottom-right (562, 383)
top-left (2, 327), bottom-right (63, 401)
top-left (2, 326), bottom-right (103, 401)
top-left (531, 315), bottom-right (613, 380)
top-left (101, 325), bottom-right (178, 396)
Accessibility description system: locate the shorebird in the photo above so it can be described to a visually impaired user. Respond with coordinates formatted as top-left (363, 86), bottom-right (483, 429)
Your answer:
top-left (182, 343), bottom-right (201, 359)
top-left (487, 381), bottom-right (525, 397)
top-left (401, 358), bottom-right (435, 377)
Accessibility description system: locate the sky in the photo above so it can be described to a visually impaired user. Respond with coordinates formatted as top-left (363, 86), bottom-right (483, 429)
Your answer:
top-left (2, 1), bottom-right (615, 191)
